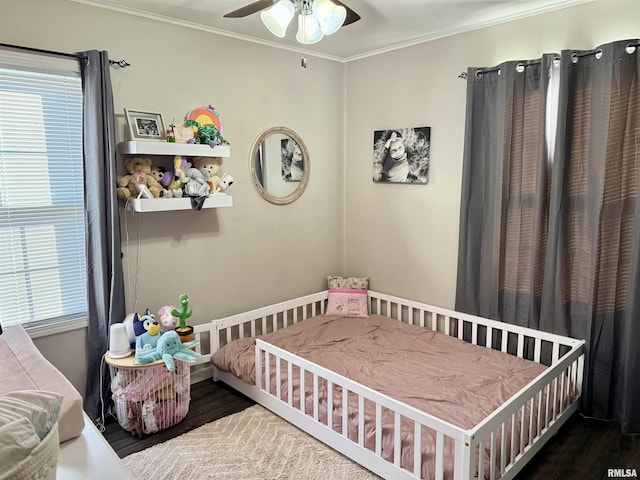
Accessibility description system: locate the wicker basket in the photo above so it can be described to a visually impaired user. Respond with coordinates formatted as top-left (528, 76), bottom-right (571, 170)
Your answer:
top-left (110, 359), bottom-right (191, 437)
top-left (0, 423), bottom-right (59, 480)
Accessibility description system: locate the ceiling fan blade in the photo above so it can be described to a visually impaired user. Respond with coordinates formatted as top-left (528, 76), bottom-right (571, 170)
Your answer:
top-left (223, 0), bottom-right (276, 18)
top-left (332, 0), bottom-right (361, 26)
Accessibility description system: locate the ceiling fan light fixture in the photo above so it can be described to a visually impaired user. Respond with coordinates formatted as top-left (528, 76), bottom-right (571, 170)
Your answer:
top-left (260, 0), bottom-right (295, 38)
top-left (296, 13), bottom-right (324, 44)
top-left (312, 0), bottom-right (346, 35)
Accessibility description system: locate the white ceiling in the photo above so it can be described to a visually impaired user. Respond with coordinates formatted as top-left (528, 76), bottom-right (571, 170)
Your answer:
top-left (73, 0), bottom-right (594, 61)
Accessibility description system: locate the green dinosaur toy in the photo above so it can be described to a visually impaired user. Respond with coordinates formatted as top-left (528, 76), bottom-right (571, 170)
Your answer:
top-left (185, 119), bottom-right (229, 148)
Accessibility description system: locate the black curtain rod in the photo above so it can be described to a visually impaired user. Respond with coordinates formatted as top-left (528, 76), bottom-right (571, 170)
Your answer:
top-left (0, 42), bottom-right (87, 61)
top-left (459, 59), bottom-right (544, 79)
top-left (572, 41), bottom-right (639, 58)
top-left (460, 41), bottom-right (640, 78)
top-left (0, 42), bottom-right (130, 68)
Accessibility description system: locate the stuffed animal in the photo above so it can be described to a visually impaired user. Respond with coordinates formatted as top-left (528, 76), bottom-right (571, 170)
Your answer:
top-left (192, 157), bottom-right (222, 193)
top-left (149, 165), bottom-right (165, 187)
top-left (134, 311), bottom-right (165, 365)
top-left (183, 165), bottom-right (210, 197)
top-left (117, 157), bottom-right (162, 199)
top-left (185, 119), bottom-right (229, 148)
top-left (155, 330), bottom-right (201, 371)
top-left (163, 156), bottom-right (189, 198)
top-left (150, 165), bottom-right (173, 191)
top-left (153, 165), bottom-right (181, 198)
top-left (121, 309), bottom-right (152, 347)
top-left (133, 308), bottom-right (155, 337)
top-left (157, 305), bottom-right (178, 333)
top-left (213, 173), bottom-right (234, 194)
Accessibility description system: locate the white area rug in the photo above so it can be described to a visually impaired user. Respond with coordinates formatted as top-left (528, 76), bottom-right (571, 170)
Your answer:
top-left (122, 405), bottom-right (380, 479)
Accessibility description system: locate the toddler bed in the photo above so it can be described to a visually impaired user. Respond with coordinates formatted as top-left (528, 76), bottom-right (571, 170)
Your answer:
top-left (200, 290), bottom-right (584, 480)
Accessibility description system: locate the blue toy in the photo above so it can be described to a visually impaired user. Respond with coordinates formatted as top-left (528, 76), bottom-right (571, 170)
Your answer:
top-left (133, 308), bottom-right (155, 337)
top-left (134, 311), bottom-right (164, 364)
top-left (155, 331), bottom-right (201, 371)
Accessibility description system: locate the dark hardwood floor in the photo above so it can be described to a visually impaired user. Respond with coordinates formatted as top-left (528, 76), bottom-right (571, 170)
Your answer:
top-left (102, 380), bottom-right (640, 479)
top-left (101, 380), bottom-right (254, 458)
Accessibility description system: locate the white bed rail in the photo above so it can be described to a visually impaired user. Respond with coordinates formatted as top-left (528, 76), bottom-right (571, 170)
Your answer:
top-left (189, 322), bottom-right (214, 367)
top-left (255, 339), bottom-right (473, 480)
top-left (367, 291), bottom-right (583, 367)
top-left (469, 340), bottom-right (583, 479)
top-left (214, 291), bottom-right (328, 352)
top-left (208, 290), bottom-right (585, 479)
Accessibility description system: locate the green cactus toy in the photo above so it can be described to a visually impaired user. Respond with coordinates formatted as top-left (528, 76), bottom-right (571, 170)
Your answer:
top-left (171, 293), bottom-right (192, 330)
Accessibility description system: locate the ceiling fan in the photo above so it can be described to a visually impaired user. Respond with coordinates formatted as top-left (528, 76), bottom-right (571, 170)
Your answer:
top-left (224, 0), bottom-right (361, 44)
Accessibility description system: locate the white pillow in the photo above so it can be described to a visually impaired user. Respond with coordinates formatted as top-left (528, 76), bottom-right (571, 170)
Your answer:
top-left (0, 417), bottom-right (41, 471)
top-left (0, 390), bottom-right (62, 479)
top-left (0, 391), bottom-right (62, 440)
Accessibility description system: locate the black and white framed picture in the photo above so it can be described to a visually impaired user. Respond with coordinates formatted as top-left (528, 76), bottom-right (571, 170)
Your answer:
top-left (373, 127), bottom-right (430, 183)
top-left (124, 109), bottom-right (167, 141)
top-left (281, 137), bottom-right (304, 182)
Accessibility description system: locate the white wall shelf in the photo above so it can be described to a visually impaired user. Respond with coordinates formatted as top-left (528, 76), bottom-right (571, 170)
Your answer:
top-left (126, 194), bottom-right (233, 212)
top-left (118, 141), bottom-right (233, 212)
top-left (118, 141), bottom-right (230, 158)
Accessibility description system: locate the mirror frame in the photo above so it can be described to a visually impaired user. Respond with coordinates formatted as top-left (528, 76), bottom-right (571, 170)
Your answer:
top-left (249, 126), bottom-right (310, 205)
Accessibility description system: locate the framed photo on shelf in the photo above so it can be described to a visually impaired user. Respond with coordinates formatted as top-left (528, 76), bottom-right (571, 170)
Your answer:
top-left (124, 109), bottom-right (166, 141)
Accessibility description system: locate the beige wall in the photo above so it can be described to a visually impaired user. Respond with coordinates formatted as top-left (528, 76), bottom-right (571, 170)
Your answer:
top-left (1, 0), bottom-right (344, 394)
top-left (1, 0), bottom-right (637, 395)
top-left (343, 0), bottom-right (640, 308)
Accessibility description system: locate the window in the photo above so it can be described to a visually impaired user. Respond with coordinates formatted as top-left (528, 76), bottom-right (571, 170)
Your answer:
top-left (0, 49), bottom-right (86, 336)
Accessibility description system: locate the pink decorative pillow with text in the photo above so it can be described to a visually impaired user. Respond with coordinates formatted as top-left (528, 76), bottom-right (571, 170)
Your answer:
top-left (326, 288), bottom-right (369, 318)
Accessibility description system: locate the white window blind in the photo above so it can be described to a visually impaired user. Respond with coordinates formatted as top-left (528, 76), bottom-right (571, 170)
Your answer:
top-left (0, 48), bottom-right (87, 333)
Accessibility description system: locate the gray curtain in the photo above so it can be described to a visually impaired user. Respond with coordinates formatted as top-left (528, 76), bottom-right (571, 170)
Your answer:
top-left (540, 40), bottom-right (640, 432)
top-left (456, 39), bottom-right (640, 433)
top-left (79, 50), bottom-right (125, 421)
top-left (456, 55), bottom-right (556, 327)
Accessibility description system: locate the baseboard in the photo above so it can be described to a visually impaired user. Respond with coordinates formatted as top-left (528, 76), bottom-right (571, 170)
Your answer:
top-left (190, 363), bottom-right (213, 384)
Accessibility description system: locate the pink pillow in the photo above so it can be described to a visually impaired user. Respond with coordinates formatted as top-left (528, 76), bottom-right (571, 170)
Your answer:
top-left (326, 288), bottom-right (369, 318)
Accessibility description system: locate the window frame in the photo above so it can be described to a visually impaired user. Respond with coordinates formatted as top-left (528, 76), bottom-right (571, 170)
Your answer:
top-left (0, 49), bottom-right (88, 337)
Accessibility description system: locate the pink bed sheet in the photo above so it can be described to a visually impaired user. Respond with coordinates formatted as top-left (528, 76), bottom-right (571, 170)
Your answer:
top-left (212, 314), bottom-right (549, 479)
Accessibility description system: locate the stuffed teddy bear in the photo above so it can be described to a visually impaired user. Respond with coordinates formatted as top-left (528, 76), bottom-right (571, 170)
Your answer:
top-left (117, 157), bottom-right (162, 199)
top-left (192, 157), bottom-right (222, 193)
top-left (150, 165), bottom-right (184, 198)
top-left (149, 165), bottom-right (164, 185)
top-left (150, 165), bottom-right (173, 188)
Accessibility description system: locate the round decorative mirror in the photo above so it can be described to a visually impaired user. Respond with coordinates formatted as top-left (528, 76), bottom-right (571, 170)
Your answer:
top-left (249, 126), bottom-right (310, 205)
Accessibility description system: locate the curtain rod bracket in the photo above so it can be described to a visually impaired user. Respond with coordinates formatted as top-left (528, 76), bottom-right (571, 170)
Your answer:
top-left (109, 59), bottom-right (130, 69)
top-left (458, 72), bottom-right (468, 79)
